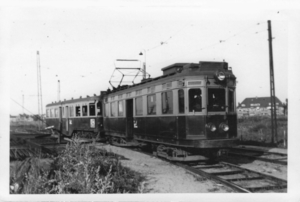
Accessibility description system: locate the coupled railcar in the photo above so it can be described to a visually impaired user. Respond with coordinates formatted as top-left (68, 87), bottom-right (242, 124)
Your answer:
top-left (103, 61), bottom-right (238, 160)
top-left (45, 95), bottom-right (104, 139)
top-left (45, 61), bottom-right (238, 161)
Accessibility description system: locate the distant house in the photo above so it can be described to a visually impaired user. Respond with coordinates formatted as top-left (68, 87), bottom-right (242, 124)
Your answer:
top-left (237, 96), bottom-right (284, 117)
top-left (10, 115), bottom-right (17, 122)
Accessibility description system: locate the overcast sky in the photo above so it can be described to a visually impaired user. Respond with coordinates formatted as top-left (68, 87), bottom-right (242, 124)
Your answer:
top-left (0, 2), bottom-right (297, 116)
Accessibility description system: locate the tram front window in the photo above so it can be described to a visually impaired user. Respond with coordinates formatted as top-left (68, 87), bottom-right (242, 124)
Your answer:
top-left (189, 88), bottom-right (202, 112)
top-left (207, 88), bottom-right (226, 112)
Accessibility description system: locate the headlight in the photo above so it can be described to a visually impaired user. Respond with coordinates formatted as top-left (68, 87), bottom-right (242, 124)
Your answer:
top-left (219, 123), bottom-right (229, 132)
top-left (216, 71), bottom-right (226, 81)
top-left (206, 123), bottom-right (217, 132)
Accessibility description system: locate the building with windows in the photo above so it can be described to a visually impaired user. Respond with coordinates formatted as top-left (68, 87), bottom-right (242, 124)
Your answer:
top-left (237, 96), bottom-right (284, 117)
top-left (10, 115), bottom-right (17, 122)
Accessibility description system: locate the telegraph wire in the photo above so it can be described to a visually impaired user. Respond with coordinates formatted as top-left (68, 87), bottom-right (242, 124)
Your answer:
top-left (151, 21), bottom-right (268, 67)
top-left (11, 97), bottom-right (39, 116)
top-left (146, 23), bottom-right (193, 52)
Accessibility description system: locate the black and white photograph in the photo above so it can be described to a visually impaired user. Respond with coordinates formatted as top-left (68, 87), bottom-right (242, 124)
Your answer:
top-left (1, 0), bottom-right (300, 201)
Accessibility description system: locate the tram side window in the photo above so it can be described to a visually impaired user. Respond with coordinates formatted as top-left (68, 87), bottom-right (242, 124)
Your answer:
top-left (118, 101), bottom-right (124, 116)
top-left (111, 102), bottom-right (117, 117)
top-left (178, 89), bottom-right (185, 113)
top-left (50, 109), bottom-right (54, 118)
top-left (147, 94), bottom-right (156, 115)
top-left (82, 105), bottom-right (88, 116)
top-left (97, 101), bottom-right (101, 116)
top-left (189, 89), bottom-right (202, 112)
top-left (55, 108), bottom-right (59, 117)
top-left (69, 106), bottom-right (74, 117)
top-left (228, 88), bottom-right (235, 112)
top-left (105, 103), bottom-right (109, 117)
top-left (76, 106), bottom-right (81, 117)
top-left (89, 103), bottom-right (96, 116)
top-left (65, 107), bottom-right (68, 117)
top-left (46, 109), bottom-right (49, 118)
top-left (62, 107), bottom-right (65, 118)
top-left (162, 91), bottom-right (173, 114)
top-left (207, 88), bottom-right (226, 112)
top-left (136, 97), bottom-right (143, 116)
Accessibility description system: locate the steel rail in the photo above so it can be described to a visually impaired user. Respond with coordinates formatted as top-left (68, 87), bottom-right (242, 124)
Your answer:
top-left (228, 152), bottom-right (287, 165)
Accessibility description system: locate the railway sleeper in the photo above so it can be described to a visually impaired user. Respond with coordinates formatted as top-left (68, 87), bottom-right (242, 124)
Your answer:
top-left (244, 184), bottom-right (287, 192)
top-left (226, 176), bottom-right (264, 182)
top-left (192, 165), bottom-right (223, 169)
top-left (210, 170), bottom-right (244, 176)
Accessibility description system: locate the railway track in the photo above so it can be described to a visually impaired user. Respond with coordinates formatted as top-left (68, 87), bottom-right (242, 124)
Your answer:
top-left (10, 132), bottom-right (64, 160)
top-left (228, 147), bottom-right (287, 165)
top-left (176, 161), bottom-right (287, 193)
top-left (126, 145), bottom-right (287, 193)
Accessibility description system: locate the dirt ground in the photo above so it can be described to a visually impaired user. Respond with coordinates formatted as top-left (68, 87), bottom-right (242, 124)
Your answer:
top-left (95, 144), bottom-right (234, 193)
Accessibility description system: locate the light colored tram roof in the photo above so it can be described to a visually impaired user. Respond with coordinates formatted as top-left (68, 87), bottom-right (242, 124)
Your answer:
top-left (46, 95), bottom-right (101, 107)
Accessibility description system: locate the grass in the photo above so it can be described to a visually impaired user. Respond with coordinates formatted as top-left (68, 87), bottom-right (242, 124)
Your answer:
top-left (10, 121), bottom-right (47, 133)
top-left (237, 116), bottom-right (288, 148)
top-left (10, 137), bottom-right (145, 194)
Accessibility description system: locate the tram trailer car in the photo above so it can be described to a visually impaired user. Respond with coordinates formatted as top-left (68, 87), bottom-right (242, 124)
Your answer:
top-left (45, 94), bottom-right (104, 139)
top-left (103, 61), bottom-right (238, 160)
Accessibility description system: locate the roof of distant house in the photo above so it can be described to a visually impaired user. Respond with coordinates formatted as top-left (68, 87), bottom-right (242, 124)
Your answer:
top-left (239, 96), bottom-right (283, 108)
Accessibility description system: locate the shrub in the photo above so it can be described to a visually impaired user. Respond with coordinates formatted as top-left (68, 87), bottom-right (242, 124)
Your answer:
top-left (10, 137), bottom-right (145, 194)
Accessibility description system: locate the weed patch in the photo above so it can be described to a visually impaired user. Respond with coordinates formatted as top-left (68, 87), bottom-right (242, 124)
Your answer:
top-left (10, 137), bottom-right (145, 194)
top-left (238, 116), bottom-right (288, 148)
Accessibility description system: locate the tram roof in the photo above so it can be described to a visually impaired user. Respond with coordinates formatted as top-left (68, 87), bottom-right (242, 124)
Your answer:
top-left (46, 95), bottom-right (102, 107)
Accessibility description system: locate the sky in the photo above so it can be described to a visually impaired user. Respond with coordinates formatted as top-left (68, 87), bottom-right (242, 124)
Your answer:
top-left (0, 2), bottom-right (295, 116)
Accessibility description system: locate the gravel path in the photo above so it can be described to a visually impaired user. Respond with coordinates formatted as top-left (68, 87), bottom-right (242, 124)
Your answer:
top-left (95, 144), bottom-right (233, 193)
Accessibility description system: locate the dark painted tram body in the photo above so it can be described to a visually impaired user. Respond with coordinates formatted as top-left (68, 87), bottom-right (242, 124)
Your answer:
top-left (45, 95), bottom-right (104, 137)
top-left (45, 61), bottom-right (238, 159)
top-left (103, 61), bottom-right (238, 151)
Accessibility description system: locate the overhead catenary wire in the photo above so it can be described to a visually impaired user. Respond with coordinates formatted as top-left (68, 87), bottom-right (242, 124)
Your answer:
top-left (146, 23), bottom-right (193, 52)
top-left (150, 21), bottom-right (268, 67)
top-left (11, 97), bottom-right (46, 121)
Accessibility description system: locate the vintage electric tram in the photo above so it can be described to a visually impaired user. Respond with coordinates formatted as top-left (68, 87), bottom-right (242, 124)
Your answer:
top-left (45, 61), bottom-right (238, 161)
top-left (45, 95), bottom-right (104, 139)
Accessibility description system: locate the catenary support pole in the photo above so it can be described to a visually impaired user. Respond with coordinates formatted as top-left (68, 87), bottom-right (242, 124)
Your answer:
top-left (268, 20), bottom-right (278, 144)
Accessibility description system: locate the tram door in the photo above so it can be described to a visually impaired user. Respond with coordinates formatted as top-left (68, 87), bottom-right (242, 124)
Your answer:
top-left (126, 99), bottom-right (134, 139)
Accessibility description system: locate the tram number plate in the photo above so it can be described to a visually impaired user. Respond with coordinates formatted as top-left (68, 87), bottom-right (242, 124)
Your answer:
top-left (90, 119), bottom-right (95, 128)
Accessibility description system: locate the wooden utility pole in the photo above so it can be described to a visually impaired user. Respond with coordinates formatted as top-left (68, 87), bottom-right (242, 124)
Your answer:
top-left (268, 20), bottom-right (278, 144)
